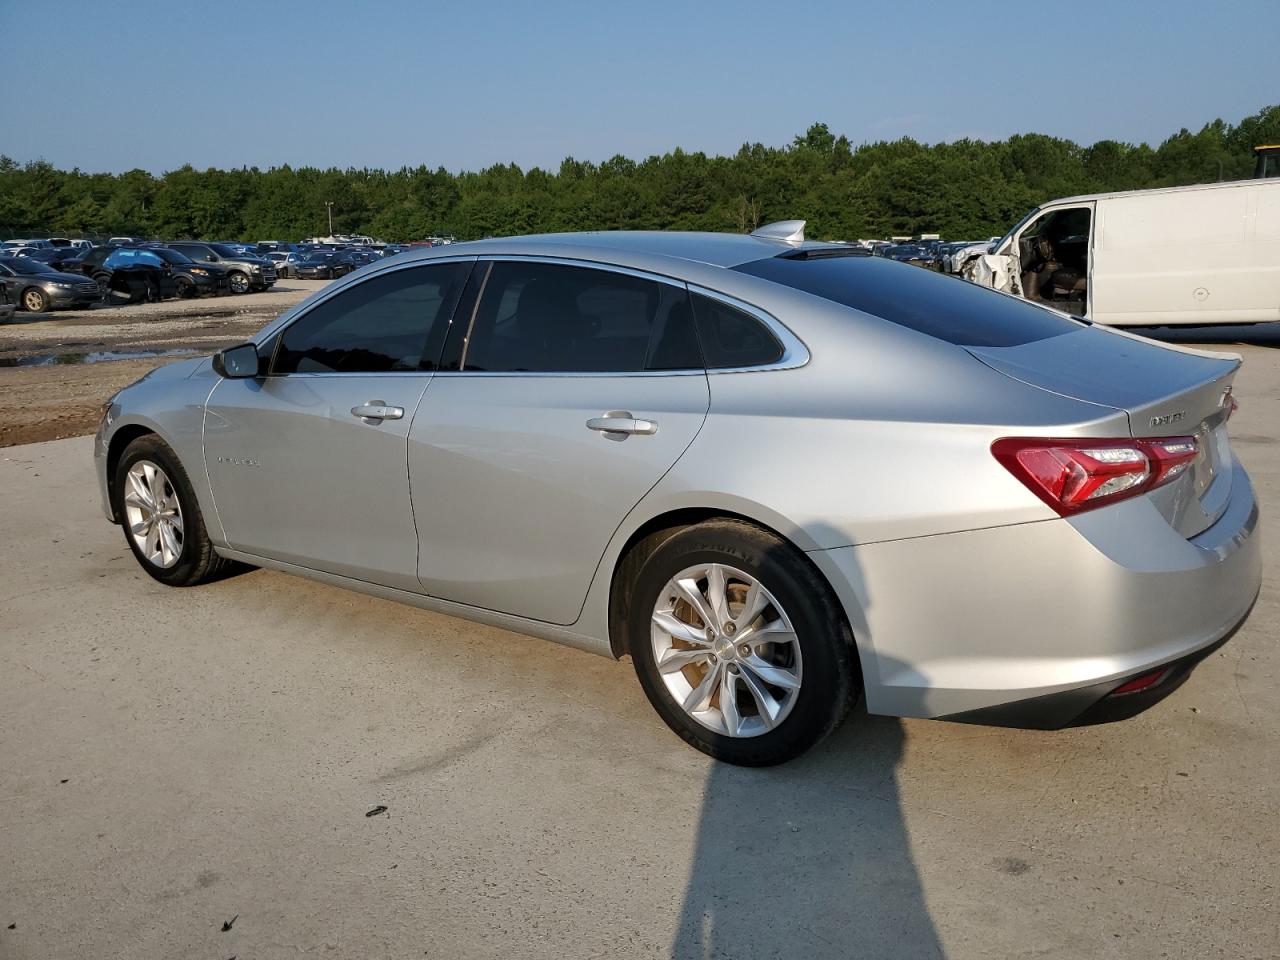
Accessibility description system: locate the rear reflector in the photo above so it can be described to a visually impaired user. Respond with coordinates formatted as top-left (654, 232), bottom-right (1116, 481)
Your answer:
top-left (1110, 668), bottom-right (1170, 696)
top-left (992, 436), bottom-right (1198, 516)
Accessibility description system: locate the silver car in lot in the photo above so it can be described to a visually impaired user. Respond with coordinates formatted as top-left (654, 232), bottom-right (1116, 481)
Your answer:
top-left (94, 225), bottom-right (1261, 765)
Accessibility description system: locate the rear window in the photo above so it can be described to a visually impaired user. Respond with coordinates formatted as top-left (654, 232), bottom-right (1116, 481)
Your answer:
top-left (733, 254), bottom-right (1076, 347)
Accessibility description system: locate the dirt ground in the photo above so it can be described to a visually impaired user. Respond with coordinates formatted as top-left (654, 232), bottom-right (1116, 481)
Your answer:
top-left (0, 281), bottom-right (324, 446)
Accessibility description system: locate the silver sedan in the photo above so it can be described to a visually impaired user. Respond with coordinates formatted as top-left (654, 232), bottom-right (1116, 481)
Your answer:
top-left (94, 224), bottom-right (1261, 765)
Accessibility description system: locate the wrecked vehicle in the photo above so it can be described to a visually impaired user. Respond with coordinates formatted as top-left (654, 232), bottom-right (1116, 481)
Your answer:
top-left (961, 178), bottom-right (1280, 325)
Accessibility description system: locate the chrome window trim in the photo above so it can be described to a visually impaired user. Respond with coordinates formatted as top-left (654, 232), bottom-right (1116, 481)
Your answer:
top-left (247, 253), bottom-right (810, 381)
top-left (686, 283), bottom-right (811, 374)
top-left (255, 255), bottom-right (478, 378)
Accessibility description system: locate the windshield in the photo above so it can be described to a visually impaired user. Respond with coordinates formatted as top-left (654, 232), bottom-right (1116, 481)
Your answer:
top-left (207, 243), bottom-right (242, 258)
top-left (994, 206), bottom-right (1041, 253)
top-left (2, 257), bottom-right (57, 275)
top-left (302, 252), bottom-right (332, 262)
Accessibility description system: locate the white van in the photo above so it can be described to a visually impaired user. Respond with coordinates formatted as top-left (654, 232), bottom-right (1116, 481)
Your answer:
top-left (963, 178), bottom-right (1280, 325)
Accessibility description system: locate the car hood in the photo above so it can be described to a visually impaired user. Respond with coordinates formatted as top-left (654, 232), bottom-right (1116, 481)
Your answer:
top-left (41, 270), bottom-right (95, 284)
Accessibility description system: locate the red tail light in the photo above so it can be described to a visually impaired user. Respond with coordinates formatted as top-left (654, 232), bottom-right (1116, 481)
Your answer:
top-left (992, 436), bottom-right (1198, 516)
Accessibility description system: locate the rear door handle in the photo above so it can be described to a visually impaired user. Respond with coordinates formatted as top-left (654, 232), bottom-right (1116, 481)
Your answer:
top-left (351, 401), bottom-right (405, 422)
top-left (586, 411), bottom-right (658, 440)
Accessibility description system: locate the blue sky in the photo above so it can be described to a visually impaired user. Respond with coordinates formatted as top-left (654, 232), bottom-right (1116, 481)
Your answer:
top-left (1, 0), bottom-right (1275, 173)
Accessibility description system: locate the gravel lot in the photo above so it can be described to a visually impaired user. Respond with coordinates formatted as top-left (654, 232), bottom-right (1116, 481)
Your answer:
top-left (0, 323), bottom-right (1277, 959)
top-left (0, 281), bottom-right (324, 446)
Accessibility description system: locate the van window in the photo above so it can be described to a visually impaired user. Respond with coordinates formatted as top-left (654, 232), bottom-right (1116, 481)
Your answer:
top-left (733, 253), bottom-right (1075, 347)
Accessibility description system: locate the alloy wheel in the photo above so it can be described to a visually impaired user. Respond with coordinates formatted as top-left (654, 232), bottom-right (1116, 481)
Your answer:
top-left (123, 460), bottom-right (184, 568)
top-left (650, 562), bottom-right (802, 738)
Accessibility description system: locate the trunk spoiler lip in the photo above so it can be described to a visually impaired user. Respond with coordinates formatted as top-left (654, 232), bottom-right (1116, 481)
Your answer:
top-left (1086, 324), bottom-right (1243, 367)
top-left (962, 332), bottom-right (1240, 439)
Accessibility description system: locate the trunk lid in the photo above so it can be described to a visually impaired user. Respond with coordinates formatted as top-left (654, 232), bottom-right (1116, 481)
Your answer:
top-left (967, 325), bottom-right (1239, 538)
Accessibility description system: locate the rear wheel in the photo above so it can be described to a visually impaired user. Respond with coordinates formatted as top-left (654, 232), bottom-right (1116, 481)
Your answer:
top-left (114, 435), bottom-right (234, 586)
top-left (21, 287), bottom-right (49, 312)
top-left (627, 519), bottom-right (857, 766)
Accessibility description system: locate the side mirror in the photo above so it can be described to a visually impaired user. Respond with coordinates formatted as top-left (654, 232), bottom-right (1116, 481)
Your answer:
top-left (212, 342), bottom-right (262, 379)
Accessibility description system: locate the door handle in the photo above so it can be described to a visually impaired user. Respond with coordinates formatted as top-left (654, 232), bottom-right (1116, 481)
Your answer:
top-left (586, 411), bottom-right (658, 440)
top-left (351, 401), bottom-right (405, 422)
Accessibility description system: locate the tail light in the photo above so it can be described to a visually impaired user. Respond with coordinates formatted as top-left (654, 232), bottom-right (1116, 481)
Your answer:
top-left (992, 436), bottom-right (1198, 516)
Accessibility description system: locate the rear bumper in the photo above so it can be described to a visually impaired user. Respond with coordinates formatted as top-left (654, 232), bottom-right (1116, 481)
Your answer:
top-left (811, 455), bottom-right (1262, 723)
top-left (938, 594), bottom-right (1256, 728)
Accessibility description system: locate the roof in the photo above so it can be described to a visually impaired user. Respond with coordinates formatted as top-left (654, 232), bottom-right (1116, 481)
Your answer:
top-left (442, 230), bottom-right (836, 269)
top-left (1038, 176), bottom-right (1280, 209)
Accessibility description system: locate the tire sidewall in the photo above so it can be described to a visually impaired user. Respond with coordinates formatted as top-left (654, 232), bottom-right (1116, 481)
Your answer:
top-left (629, 523), bottom-right (853, 765)
top-left (114, 438), bottom-right (206, 586)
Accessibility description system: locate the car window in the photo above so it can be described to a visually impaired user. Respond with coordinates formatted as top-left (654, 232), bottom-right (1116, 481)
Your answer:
top-left (104, 249), bottom-right (163, 269)
top-left (273, 262), bottom-right (469, 375)
top-left (461, 261), bottom-right (699, 373)
top-left (689, 293), bottom-right (783, 368)
top-left (733, 253), bottom-right (1075, 348)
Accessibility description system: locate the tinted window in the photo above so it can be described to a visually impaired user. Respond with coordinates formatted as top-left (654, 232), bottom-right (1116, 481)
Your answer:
top-left (273, 263), bottom-right (468, 374)
top-left (461, 262), bottom-right (699, 373)
top-left (690, 293), bottom-right (783, 368)
top-left (733, 254), bottom-right (1075, 347)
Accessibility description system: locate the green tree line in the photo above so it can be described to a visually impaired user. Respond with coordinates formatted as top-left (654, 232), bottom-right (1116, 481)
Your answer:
top-left (2, 105), bottom-right (1276, 243)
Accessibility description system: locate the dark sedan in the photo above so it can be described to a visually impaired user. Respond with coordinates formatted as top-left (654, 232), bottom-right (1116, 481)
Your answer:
top-left (0, 256), bottom-right (101, 312)
top-left (292, 251), bottom-right (348, 280)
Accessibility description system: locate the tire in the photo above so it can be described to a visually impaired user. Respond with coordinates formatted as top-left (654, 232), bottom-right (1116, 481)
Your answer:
top-left (21, 286), bottom-right (49, 313)
top-left (174, 276), bottom-right (196, 299)
top-left (113, 434), bottom-right (234, 587)
top-left (228, 271), bottom-right (251, 295)
top-left (627, 519), bottom-right (857, 766)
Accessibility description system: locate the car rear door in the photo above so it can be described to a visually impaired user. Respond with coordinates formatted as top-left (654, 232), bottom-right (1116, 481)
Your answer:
top-left (408, 258), bottom-right (709, 625)
top-left (203, 260), bottom-right (471, 588)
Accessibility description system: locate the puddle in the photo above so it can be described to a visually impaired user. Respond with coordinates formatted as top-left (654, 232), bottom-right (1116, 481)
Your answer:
top-left (0, 348), bottom-right (203, 368)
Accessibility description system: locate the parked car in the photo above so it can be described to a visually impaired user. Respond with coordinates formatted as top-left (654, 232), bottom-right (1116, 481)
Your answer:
top-left (1, 239), bottom-right (53, 254)
top-left (963, 178), bottom-right (1280, 324)
top-left (64, 245), bottom-right (178, 302)
top-left (0, 255), bottom-right (100, 312)
top-left (164, 242), bottom-right (276, 293)
top-left (146, 246), bottom-right (232, 298)
top-left (94, 223), bottom-right (1260, 766)
top-left (24, 247), bottom-right (92, 273)
top-left (0, 279), bottom-right (15, 323)
top-left (880, 243), bottom-right (937, 269)
top-left (292, 250), bottom-right (347, 279)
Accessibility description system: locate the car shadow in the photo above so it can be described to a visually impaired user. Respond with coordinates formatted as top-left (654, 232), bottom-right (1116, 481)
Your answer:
top-left (670, 709), bottom-right (944, 959)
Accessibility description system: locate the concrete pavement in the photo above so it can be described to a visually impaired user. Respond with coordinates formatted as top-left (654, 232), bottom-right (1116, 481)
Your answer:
top-left (1, 338), bottom-right (1277, 959)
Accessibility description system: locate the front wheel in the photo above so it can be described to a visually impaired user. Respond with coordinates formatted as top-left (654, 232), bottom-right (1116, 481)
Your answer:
top-left (228, 271), bottom-right (251, 294)
top-left (22, 286), bottom-right (49, 312)
top-left (174, 276), bottom-right (196, 299)
top-left (627, 519), bottom-right (857, 766)
top-left (114, 435), bottom-right (234, 586)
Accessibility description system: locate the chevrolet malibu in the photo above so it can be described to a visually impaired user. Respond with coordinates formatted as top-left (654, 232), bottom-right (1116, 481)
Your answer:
top-left (95, 225), bottom-right (1261, 765)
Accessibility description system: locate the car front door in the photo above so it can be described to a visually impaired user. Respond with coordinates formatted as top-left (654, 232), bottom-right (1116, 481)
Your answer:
top-left (203, 259), bottom-right (471, 588)
top-left (408, 258), bottom-right (710, 625)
